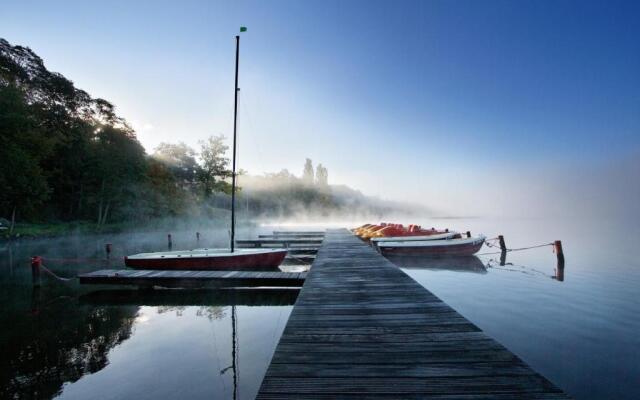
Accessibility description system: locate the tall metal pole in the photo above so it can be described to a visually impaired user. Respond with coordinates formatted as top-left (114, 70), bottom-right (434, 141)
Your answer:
top-left (231, 35), bottom-right (240, 252)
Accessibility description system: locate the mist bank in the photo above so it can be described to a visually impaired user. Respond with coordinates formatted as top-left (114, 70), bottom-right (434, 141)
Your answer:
top-left (417, 152), bottom-right (640, 221)
top-left (235, 168), bottom-right (429, 223)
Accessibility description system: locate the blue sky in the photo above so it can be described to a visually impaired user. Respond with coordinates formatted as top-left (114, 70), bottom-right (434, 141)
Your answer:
top-left (2, 0), bottom-right (639, 215)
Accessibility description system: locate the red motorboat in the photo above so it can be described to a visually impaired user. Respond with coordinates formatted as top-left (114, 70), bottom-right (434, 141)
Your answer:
top-left (125, 248), bottom-right (288, 270)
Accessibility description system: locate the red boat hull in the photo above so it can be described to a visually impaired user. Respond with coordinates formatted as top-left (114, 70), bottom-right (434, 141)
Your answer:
top-left (380, 241), bottom-right (484, 257)
top-left (125, 250), bottom-right (288, 270)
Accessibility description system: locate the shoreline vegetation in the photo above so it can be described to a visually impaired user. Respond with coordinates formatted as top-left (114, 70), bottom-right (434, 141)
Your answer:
top-left (0, 38), bottom-right (427, 240)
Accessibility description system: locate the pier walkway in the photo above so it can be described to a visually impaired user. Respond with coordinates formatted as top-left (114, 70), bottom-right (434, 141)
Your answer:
top-left (257, 229), bottom-right (570, 399)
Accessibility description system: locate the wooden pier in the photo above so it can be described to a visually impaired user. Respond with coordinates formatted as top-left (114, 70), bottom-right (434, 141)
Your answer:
top-left (236, 238), bottom-right (324, 248)
top-left (257, 229), bottom-right (570, 399)
top-left (78, 269), bottom-right (306, 289)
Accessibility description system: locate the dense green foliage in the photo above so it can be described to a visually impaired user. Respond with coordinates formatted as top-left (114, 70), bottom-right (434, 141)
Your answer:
top-left (0, 39), bottom-right (233, 231)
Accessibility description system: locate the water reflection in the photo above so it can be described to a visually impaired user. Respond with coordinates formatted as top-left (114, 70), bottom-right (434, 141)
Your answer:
top-left (75, 288), bottom-right (298, 400)
top-left (2, 287), bottom-right (298, 400)
top-left (484, 250), bottom-right (566, 282)
top-left (0, 229), bottom-right (298, 400)
top-left (386, 250), bottom-right (567, 282)
top-left (386, 255), bottom-right (488, 274)
top-left (1, 302), bottom-right (137, 399)
top-left (80, 288), bottom-right (300, 307)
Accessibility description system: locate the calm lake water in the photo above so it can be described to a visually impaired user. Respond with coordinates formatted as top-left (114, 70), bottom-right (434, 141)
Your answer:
top-left (1, 218), bottom-right (639, 399)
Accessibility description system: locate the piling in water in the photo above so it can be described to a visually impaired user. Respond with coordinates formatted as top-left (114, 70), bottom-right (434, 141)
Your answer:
top-left (168, 234), bottom-right (173, 250)
top-left (105, 243), bottom-right (112, 259)
top-left (498, 235), bottom-right (507, 251)
top-left (554, 240), bottom-right (564, 264)
top-left (554, 240), bottom-right (565, 280)
top-left (555, 265), bottom-right (565, 281)
top-left (31, 256), bottom-right (42, 287)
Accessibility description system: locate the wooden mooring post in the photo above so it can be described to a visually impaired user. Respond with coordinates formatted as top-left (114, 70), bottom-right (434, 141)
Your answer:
top-left (554, 240), bottom-right (565, 281)
top-left (555, 265), bottom-right (565, 281)
top-left (167, 234), bottom-right (173, 250)
top-left (500, 250), bottom-right (507, 266)
top-left (30, 256), bottom-right (42, 287)
top-left (554, 240), bottom-right (565, 264)
top-left (498, 235), bottom-right (507, 251)
top-left (105, 243), bottom-right (112, 259)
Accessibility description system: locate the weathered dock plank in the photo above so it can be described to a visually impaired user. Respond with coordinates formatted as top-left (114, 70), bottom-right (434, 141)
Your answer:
top-left (273, 231), bottom-right (325, 235)
top-left (236, 238), bottom-right (323, 248)
top-left (257, 229), bottom-right (570, 399)
top-left (78, 269), bottom-right (306, 288)
top-left (260, 234), bottom-right (326, 239)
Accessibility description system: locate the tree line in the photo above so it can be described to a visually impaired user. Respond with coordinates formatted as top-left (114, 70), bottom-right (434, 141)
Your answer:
top-left (0, 38), bottom-right (233, 232)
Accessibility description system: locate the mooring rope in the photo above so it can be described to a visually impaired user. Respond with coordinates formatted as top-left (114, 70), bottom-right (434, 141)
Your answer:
top-left (509, 243), bottom-right (555, 251)
top-left (483, 241), bottom-right (554, 252)
top-left (42, 257), bottom-right (105, 263)
top-left (40, 264), bottom-right (75, 282)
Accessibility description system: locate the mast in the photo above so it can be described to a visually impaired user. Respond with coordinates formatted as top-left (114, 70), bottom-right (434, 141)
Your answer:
top-left (230, 35), bottom-right (240, 252)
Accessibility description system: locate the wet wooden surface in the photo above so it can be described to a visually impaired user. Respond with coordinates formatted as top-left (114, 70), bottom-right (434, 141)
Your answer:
top-left (78, 269), bottom-right (306, 288)
top-left (260, 234), bottom-right (326, 239)
top-left (236, 238), bottom-right (324, 248)
top-left (257, 229), bottom-right (570, 399)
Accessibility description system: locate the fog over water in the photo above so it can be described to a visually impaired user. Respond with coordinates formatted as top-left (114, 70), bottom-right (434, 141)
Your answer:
top-left (407, 152), bottom-right (640, 219)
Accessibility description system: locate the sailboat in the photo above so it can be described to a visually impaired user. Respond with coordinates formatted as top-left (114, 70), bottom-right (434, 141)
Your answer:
top-left (125, 30), bottom-right (287, 270)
